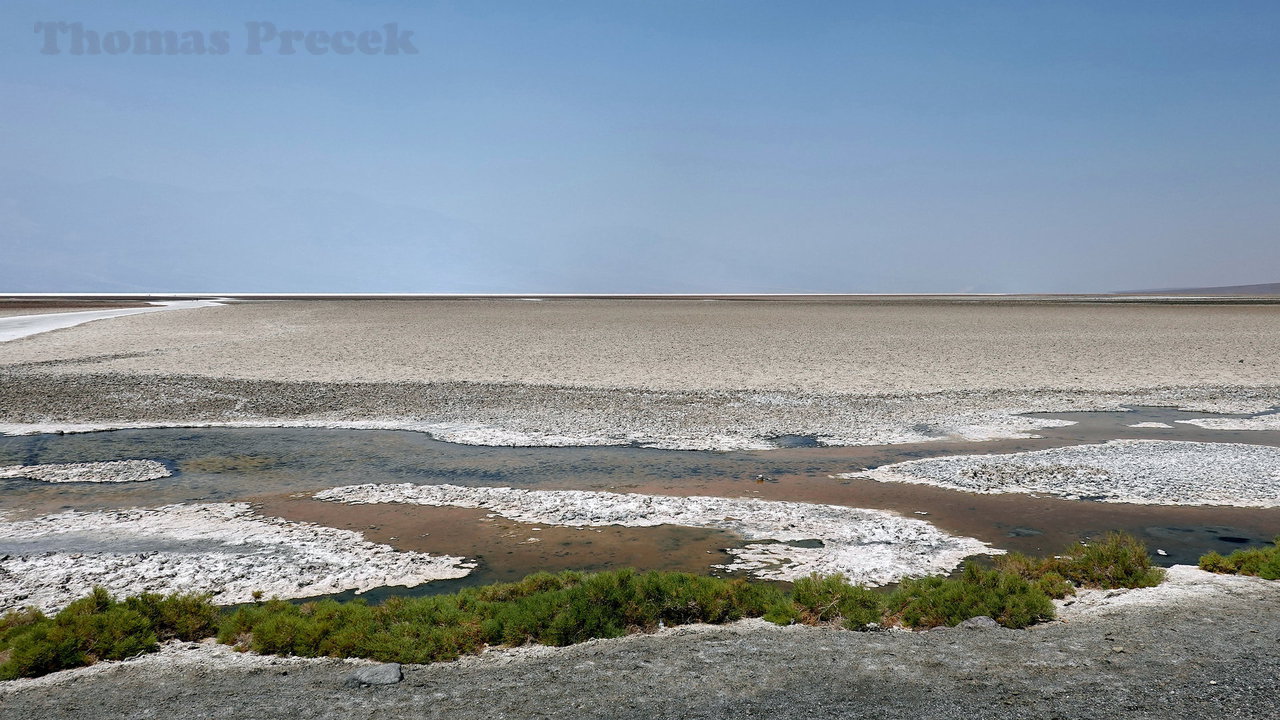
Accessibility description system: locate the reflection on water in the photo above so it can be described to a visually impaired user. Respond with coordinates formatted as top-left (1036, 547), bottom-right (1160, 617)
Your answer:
top-left (1, 406), bottom-right (1278, 588)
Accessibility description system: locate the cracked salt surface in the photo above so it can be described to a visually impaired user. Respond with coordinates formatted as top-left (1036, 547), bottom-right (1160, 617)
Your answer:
top-left (315, 483), bottom-right (997, 584)
top-left (0, 503), bottom-right (474, 613)
top-left (850, 439), bottom-right (1280, 507)
top-left (0, 459), bottom-right (170, 483)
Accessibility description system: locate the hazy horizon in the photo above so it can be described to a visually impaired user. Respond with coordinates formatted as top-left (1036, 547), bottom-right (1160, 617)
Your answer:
top-left (3, 2), bottom-right (1278, 294)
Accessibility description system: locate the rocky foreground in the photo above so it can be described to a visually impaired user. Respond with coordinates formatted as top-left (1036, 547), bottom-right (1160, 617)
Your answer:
top-left (2, 567), bottom-right (1276, 720)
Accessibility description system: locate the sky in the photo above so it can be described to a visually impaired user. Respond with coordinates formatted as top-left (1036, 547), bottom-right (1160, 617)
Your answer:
top-left (1, 1), bottom-right (1278, 293)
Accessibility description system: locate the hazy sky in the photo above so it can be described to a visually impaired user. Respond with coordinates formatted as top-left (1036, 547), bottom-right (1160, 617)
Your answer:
top-left (2, 1), bottom-right (1278, 293)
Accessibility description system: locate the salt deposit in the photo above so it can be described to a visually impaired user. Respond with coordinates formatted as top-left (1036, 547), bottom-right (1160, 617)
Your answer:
top-left (315, 483), bottom-right (997, 584)
top-left (0, 414), bottom-right (1071, 451)
top-left (851, 439), bottom-right (1280, 506)
top-left (1054, 564), bottom-right (1280, 621)
top-left (0, 503), bottom-right (474, 613)
top-left (0, 460), bottom-right (170, 483)
top-left (1177, 413), bottom-right (1280, 431)
top-left (0, 299), bottom-right (224, 343)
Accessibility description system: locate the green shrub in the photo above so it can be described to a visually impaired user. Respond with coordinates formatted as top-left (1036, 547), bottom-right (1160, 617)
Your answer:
top-left (1052, 533), bottom-right (1165, 588)
top-left (996, 533), bottom-right (1164, 591)
top-left (0, 588), bottom-right (219, 680)
top-left (888, 564), bottom-right (1055, 629)
top-left (789, 573), bottom-right (886, 629)
top-left (124, 592), bottom-right (219, 641)
top-left (1199, 538), bottom-right (1280, 580)
top-left (215, 569), bottom-right (784, 664)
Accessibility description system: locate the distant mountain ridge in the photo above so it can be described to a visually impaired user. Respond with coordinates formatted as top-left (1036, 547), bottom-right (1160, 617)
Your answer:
top-left (1125, 282), bottom-right (1280, 295)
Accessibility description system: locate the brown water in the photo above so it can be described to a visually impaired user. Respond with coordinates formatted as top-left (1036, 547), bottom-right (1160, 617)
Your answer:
top-left (2, 406), bottom-right (1278, 595)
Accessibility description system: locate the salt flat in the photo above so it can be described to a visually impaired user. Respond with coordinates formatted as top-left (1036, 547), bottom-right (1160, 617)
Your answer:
top-left (2, 298), bottom-right (1277, 392)
top-left (1, 298), bottom-right (1277, 450)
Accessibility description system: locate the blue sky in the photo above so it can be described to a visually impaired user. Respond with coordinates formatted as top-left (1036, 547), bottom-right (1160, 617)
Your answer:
top-left (2, 1), bottom-right (1278, 292)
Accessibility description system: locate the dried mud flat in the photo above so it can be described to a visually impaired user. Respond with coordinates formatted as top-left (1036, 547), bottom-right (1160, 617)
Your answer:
top-left (2, 567), bottom-right (1277, 720)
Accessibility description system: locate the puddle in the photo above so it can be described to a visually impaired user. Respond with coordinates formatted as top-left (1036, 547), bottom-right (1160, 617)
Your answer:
top-left (1, 406), bottom-right (1278, 596)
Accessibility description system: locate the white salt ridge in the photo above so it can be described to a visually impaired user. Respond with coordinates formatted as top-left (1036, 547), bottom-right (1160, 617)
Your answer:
top-left (1177, 413), bottom-right (1280, 431)
top-left (0, 420), bottom-right (625, 448)
top-left (1128, 422), bottom-right (1173, 429)
top-left (0, 503), bottom-right (474, 613)
top-left (850, 439), bottom-right (1280, 507)
top-left (0, 459), bottom-right (170, 483)
top-left (0, 299), bottom-right (225, 343)
top-left (314, 483), bottom-right (998, 585)
top-left (817, 413), bottom-right (1077, 447)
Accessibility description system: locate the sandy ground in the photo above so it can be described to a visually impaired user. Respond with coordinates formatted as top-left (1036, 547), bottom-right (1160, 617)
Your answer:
top-left (2, 566), bottom-right (1276, 720)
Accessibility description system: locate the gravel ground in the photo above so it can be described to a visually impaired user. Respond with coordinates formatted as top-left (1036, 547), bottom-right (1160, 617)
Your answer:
top-left (2, 567), bottom-right (1276, 720)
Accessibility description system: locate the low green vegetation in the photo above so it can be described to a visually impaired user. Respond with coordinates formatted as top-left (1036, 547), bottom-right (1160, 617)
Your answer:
top-left (1199, 537), bottom-right (1280, 580)
top-left (771, 564), bottom-right (1054, 630)
top-left (890, 563), bottom-right (1055, 629)
top-left (0, 589), bottom-right (218, 681)
top-left (993, 531), bottom-right (1165, 597)
top-left (2, 533), bottom-right (1179, 680)
top-left (219, 569), bottom-right (784, 663)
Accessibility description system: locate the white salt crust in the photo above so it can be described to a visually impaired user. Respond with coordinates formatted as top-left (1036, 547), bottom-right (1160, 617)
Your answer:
top-left (850, 439), bottom-right (1280, 507)
top-left (0, 503), bottom-right (474, 613)
top-left (0, 299), bottom-right (225, 343)
top-left (0, 460), bottom-right (170, 483)
top-left (1177, 413), bottom-right (1280, 431)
